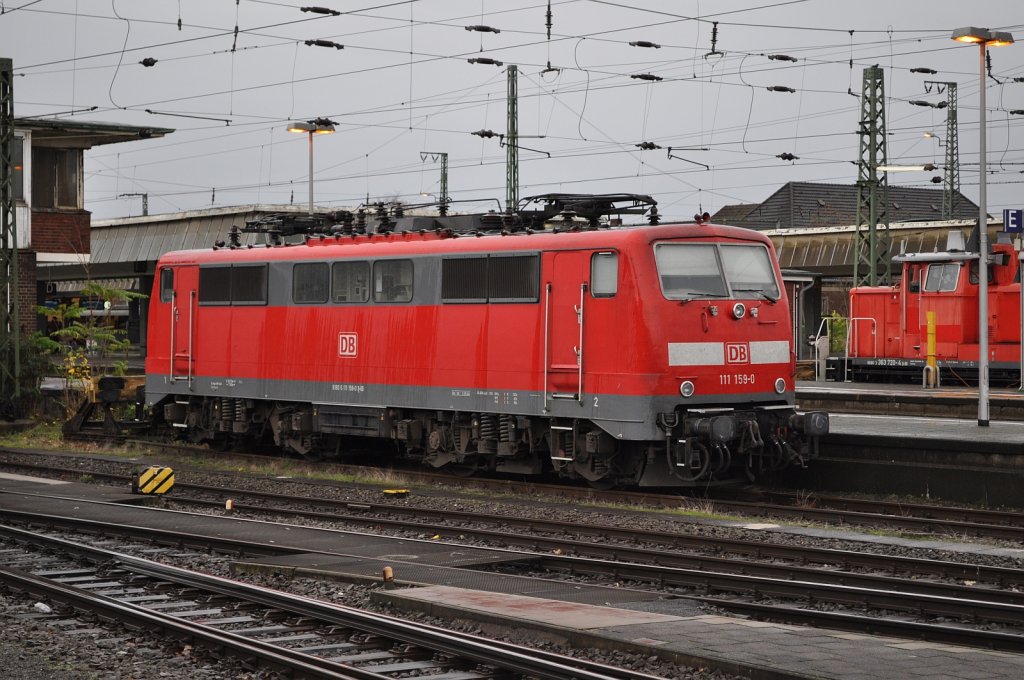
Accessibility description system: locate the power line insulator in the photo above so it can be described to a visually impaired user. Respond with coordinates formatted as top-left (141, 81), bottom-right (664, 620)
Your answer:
top-left (629, 41), bottom-right (661, 49)
top-left (910, 67), bottom-right (938, 74)
top-left (635, 142), bottom-right (662, 150)
top-left (305, 39), bottom-right (344, 49)
top-left (468, 57), bottom-right (504, 66)
top-left (301, 6), bottom-right (341, 16)
top-left (472, 129), bottom-right (498, 138)
top-left (766, 85), bottom-right (796, 93)
top-left (139, 57), bottom-right (158, 67)
top-left (465, 25), bottom-right (501, 34)
top-left (931, 176), bottom-right (943, 183)
top-left (777, 153), bottom-right (799, 161)
top-left (768, 54), bottom-right (797, 62)
top-left (630, 73), bottom-right (663, 82)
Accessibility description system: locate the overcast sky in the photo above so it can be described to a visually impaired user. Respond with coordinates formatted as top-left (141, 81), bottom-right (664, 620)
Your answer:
top-left (3, 0), bottom-right (1022, 222)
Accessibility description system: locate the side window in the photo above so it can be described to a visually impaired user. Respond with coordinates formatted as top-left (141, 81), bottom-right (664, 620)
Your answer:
top-left (374, 259), bottom-right (413, 303)
top-left (488, 254), bottom-right (539, 302)
top-left (198, 266), bottom-right (231, 305)
top-left (293, 262), bottom-right (329, 304)
top-left (591, 252), bottom-right (618, 297)
top-left (968, 260), bottom-right (993, 286)
top-left (231, 265), bottom-right (268, 305)
top-left (442, 257), bottom-right (487, 302)
top-left (159, 268), bottom-right (174, 304)
top-left (199, 265), bottom-right (268, 305)
top-left (332, 261), bottom-right (369, 303)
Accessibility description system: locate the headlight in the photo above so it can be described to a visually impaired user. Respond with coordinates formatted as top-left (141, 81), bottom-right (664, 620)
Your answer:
top-left (680, 380), bottom-right (695, 398)
top-left (732, 302), bottom-right (746, 319)
top-left (774, 377), bottom-right (787, 394)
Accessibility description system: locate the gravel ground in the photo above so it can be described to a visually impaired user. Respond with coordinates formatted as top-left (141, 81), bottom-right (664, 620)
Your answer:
top-left (0, 594), bottom-right (280, 679)
top-left (2, 448), bottom-right (1023, 679)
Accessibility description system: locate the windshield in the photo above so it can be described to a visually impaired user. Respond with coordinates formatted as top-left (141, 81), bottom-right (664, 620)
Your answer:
top-left (721, 244), bottom-right (781, 299)
top-left (655, 242), bottom-right (780, 301)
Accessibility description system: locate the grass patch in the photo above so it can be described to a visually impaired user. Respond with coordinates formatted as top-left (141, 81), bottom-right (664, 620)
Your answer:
top-left (584, 498), bottom-right (744, 522)
top-left (0, 421), bottom-right (64, 449)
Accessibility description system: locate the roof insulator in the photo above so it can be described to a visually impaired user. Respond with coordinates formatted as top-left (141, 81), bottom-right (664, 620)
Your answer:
top-left (301, 6), bottom-right (341, 16)
top-left (768, 54), bottom-right (797, 62)
top-left (465, 25), bottom-right (501, 34)
top-left (766, 85), bottom-right (796, 93)
top-left (629, 40), bottom-right (661, 49)
top-left (910, 67), bottom-right (938, 74)
top-left (468, 57), bottom-right (504, 66)
top-left (139, 57), bottom-right (158, 67)
top-left (630, 73), bottom-right (663, 82)
top-left (305, 39), bottom-right (344, 49)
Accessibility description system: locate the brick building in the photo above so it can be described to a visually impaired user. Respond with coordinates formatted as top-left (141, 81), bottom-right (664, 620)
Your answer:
top-left (10, 118), bottom-right (172, 334)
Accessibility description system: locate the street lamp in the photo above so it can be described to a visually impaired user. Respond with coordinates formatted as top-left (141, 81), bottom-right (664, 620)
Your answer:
top-left (951, 26), bottom-right (1015, 427)
top-left (287, 118), bottom-right (336, 214)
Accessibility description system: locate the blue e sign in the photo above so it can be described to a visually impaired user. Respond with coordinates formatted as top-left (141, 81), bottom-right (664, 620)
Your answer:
top-left (1005, 209), bottom-right (1023, 233)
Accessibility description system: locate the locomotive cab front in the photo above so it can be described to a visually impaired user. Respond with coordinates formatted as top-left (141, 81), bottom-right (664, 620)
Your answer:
top-left (640, 229), bottom-right (828, 484)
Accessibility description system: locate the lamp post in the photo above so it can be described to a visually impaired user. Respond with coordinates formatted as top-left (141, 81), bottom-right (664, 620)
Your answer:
top-left (287, 118), bottom-right (336, 214)
top-left (951, 27), bottom-right (1015, 427)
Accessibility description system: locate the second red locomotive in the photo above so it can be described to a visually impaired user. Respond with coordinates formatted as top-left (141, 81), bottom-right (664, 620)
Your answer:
top-left (144, 195), bottom-right (828, 487)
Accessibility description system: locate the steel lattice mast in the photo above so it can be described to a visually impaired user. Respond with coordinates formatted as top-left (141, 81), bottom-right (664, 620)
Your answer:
top-left (854, 65), bottom-right (891, 287)
top-left (932, 81), bottom-right (960, 220)
top-left (0, 58), bottom-right (20, 410)
top-left (506, 64), bottom-right (518, 214)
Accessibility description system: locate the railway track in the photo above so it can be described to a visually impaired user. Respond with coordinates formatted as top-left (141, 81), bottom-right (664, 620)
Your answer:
top-left (0, 523), bottom-right (661, 680)
top-left (3, 448), bottom-right (1023, 542)
top-left (2, 480), bottom-right (1024, 654)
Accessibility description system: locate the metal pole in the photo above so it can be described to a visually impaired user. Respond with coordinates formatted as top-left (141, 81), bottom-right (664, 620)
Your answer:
top-left (978, 42), bottom-right (989, 426)
top-left (307, 130), bottom-right (314, 215)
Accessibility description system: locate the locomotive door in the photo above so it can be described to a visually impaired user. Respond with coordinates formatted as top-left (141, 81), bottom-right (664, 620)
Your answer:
top-left (545, 251), bottom-right (589, 406)
top-left (169, 265), bottom-right (197, 386)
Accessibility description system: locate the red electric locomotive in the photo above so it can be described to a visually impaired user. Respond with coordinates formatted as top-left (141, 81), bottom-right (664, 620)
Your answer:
top-left (145, 195), bottom-right (828, 487)
top-left (835, 228), bottom-right (1022, 385)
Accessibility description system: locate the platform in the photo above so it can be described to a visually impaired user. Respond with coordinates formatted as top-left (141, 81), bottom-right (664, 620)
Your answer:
top-left (2, 473), bottom-right (1023, 679)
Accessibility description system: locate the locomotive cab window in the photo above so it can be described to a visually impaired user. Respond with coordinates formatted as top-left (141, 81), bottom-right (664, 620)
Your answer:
top-left (721, 244), bottom-right (780, 300)
top-left (333, 261), bottom-right (369, 303)
top-left (293, 262), bottom-right (329, 304)
top-left (924, 263), bottom-right (961, 292)
top-left (591, 252), bottom-right (618, 297)
top-left (159, 268), bottom-right (174, 304)
top-left (655, 243), bottom-right (727, 299)
top-left (968, 260), bottom-right (994, 286)
top-left (374, 259), bottom-right (413, 303)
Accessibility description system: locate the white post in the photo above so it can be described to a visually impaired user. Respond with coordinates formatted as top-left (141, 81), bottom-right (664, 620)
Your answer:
top-left (977, 42), bottom-right (990, 426)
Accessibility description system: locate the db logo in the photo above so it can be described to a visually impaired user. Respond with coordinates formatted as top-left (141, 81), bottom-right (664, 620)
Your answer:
top-left (338, 332), bottom-right (358, 358)
top-left (726, 342), bottom-right (749, 364)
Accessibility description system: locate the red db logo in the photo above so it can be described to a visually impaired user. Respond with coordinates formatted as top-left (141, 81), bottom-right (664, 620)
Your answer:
top-left (338, 332), bottom-right (358, 357)
top-left (726, 342), bottom-right (749, 364)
